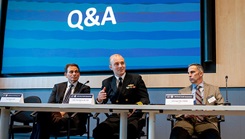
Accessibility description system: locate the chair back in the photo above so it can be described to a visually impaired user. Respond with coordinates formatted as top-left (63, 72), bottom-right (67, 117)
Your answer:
top-left (9, 96), bottom-right (42, 139)
top-left (13, 96), bottom-right (42, 123)
top-left (24, 96), bottom-right (42, 103)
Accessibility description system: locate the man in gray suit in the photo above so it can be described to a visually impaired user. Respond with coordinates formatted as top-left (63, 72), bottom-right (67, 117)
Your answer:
top-left (170, 63), bottom-right (224, 139)
top-left (30, 63), bottom-right (90, 139)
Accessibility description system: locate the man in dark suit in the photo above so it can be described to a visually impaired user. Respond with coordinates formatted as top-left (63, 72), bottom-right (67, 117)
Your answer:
top-left (92, 54), bottom-right (150, 139)
top-left (30, 63), bottom-right (90, 139)
top-left (170, 63), bottom-right (224, 139)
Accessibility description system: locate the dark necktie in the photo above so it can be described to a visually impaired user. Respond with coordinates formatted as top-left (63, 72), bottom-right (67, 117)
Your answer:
top-left (118, 77), bottom-right (123, 92)
top-left (63, 84), bottom-right (74, 103)
top-left (116, 77), bottom-right (123, 103)
top-left (195, 85), bottom-right (204, 121)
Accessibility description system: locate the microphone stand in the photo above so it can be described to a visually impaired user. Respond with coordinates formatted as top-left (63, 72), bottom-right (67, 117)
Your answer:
top-left (224, 76), bottom-right (231, 105)
top-left (78, 80), bottom-right (89, 93)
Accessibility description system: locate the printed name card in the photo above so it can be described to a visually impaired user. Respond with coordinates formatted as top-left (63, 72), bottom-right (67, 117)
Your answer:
top-left (69, 94), bottom-right (95, 104)
top-left (165, 94), bottom-right (194, 105)
top-left (0, 93), bottom-right (24, 103)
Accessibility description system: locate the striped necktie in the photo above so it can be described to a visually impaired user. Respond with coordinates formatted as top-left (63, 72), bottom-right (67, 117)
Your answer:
top-left (195, 85), bottom-right (204, 122)
top-left (63, 84), bottom-right (74, 103)
top-left (195, 86), bottom-right (202, 104)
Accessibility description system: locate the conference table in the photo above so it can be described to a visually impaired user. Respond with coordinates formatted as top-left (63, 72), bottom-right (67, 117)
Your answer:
top-left (1, 103), bottom-right (245, 139)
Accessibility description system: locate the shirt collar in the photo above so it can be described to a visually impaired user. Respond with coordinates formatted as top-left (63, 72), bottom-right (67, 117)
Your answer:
top-left (192, 82), bottom-right (204, 90)
top-left (67, 81), bottom-right (78, 88)
top-left (115, 72), bottom-right (126, 81)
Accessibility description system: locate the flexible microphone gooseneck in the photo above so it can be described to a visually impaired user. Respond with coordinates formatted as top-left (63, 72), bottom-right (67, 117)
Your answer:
top-left (224, 76), bottom-right (231, 105)
top-left (84, 80), bottom-right (90, 85)
top-left (78, 80), bottom-right (89, 93)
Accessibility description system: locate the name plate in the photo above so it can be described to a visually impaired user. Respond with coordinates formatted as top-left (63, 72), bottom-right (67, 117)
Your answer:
top-left (69, 94), bottom-right (94, 104)
top-left (0, 93), bottom-right (24, 103)
top-left (165, 94), bottom-right (194, 105)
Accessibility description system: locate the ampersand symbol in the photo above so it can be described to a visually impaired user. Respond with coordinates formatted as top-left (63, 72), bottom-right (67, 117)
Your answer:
top-left (84, 8), bottom-right (100, 27)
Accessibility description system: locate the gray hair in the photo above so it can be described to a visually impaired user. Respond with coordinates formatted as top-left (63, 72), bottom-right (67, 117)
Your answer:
top-left (188, 63), bottom-right (204, 72)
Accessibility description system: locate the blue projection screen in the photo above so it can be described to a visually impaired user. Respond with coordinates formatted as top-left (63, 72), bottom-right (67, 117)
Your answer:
top-left (1, 0), bottom-right (201, 74)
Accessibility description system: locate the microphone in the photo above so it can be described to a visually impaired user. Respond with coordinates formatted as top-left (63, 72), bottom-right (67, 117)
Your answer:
top-left (224, 76), bottom-right (231, 105)
top-left (78, 80), bottom-right (89, 93)
top-left (84, 80), bottom-right (89, 85)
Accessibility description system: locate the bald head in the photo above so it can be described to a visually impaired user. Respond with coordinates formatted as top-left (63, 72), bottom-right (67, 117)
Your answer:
top-left (109, 54), bottom-right (126, 77)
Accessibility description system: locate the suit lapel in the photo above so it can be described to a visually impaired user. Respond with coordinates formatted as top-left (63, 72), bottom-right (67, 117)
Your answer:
top-left (182, 85), bottom-right (192, 94)
top-left (188, 85), bottom-right (192, 93)
top-left (74, 82), bottom-right (81, 94)
top-left (111, 76), bottom-right (117, 94)
top-left (60, 82), bottom-right (82, 102)
top-left (203, 82), bottom-right (210, 104)
top-left (60, 83), bottom-right (67, 102)
top-left (182, 83), bottom-right (210, 104)
top-left (111, 74), bottom-right (131, 96)
top-left (121, 74), bottom-right (132, 94)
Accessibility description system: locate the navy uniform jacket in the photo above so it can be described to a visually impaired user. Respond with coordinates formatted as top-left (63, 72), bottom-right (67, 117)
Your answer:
top-left (101, 73), bottom-right (149, 105)
top-left (101, 73), bottom-right (150, 118)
